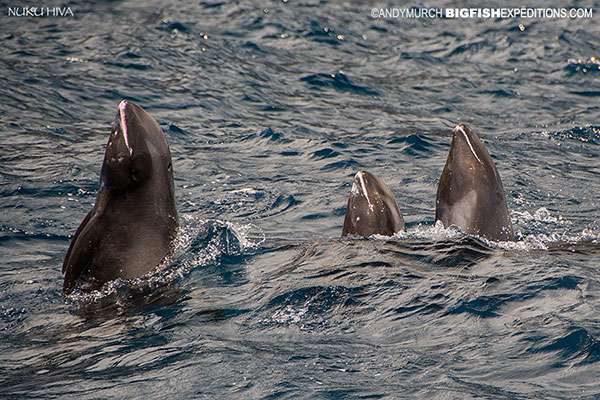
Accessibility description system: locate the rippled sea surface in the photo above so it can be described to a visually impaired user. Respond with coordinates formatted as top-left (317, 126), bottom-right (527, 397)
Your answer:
top-left (1, 1), bottom-right (600, 398)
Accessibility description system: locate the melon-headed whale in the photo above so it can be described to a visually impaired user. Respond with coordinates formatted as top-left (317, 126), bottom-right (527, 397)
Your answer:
top-left (435, 124), bottom-right (514, 241)
top-left (63, 101), bottom-right (178, 293)
top-left (342, 171), bottom-right (405, 237)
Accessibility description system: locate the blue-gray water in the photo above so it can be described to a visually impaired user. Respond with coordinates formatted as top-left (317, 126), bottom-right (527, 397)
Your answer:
top-left (1, 1), bottom-right (600, 399)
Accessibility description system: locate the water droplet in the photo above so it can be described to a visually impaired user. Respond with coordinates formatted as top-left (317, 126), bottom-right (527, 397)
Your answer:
top-left (336, 34), bottom-right (344, 40)
top-left (202, 33), bottom-right (208, 40)
top-left (518, 24), bottom-right (525, 31)
top-left (263, 8), bottom-right (269, 14)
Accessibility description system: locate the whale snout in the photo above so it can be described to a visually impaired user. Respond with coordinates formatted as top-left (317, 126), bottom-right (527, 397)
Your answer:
top-left (118, 99), bottom-right (129, 112)
top-left (452, 123), bottom-right (470, 136)
top-left (351, 170), bottom-right (375, 202)
top-left (451, 123), bottom-right (484, 164)
top-left (116, 100), bottom-right (133, 155)
top-left (113, 100), bottom-right (150, 155)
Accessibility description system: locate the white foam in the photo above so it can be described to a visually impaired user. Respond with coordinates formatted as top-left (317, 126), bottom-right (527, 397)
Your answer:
top-left (228, 188), bottom-right (260, 195)
top-left (391, 220), bottom-right (464, 241)
top-left (65, 214), bottom-right (265, 303)
top-left (511, 207), bottom-right (569, 225)
top-left (377, 218), bottom-right (598, 252)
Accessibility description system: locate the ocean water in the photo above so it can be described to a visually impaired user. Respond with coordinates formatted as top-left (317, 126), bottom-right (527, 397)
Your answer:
top-left (1, 1), bottom-right (599, 398)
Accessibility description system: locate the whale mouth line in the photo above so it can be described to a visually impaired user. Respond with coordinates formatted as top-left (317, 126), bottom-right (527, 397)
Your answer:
top-left (356, 171), bottom-right (374, 211)
top-left (118, 100), bottom-right (133, 156)
top-left (454, 124), bottom-right (482, 164)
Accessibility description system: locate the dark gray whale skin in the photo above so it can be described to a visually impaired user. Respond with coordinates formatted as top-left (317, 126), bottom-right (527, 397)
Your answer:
top-left (435, 124), bottom-right (514, 241)
top-left (342, 171), bottom-right (405, 237)
top-left (62, 101), bottom-right (178, 294)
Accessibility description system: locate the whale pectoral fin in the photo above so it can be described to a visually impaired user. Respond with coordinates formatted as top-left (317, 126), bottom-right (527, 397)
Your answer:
top-left (62, 210), bottom-right (98, 293)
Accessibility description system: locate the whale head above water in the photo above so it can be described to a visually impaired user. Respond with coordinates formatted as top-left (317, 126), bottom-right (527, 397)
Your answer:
top-left (435, 123), bottom-right (514, 241)
top-left (63, 100), bottom-right (178, 294)
top-left (342, 171), bottom-right (405, 237)
top-left (102, 100), bottom-right (173, 193)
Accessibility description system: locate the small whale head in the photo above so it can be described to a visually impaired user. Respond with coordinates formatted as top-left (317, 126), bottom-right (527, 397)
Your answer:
top-left (435, 123), bottom-right (514, 241)
top-left (342, 171), bottom-right (405, 237)
top-left (101, 100), bottom-right (172, 192)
